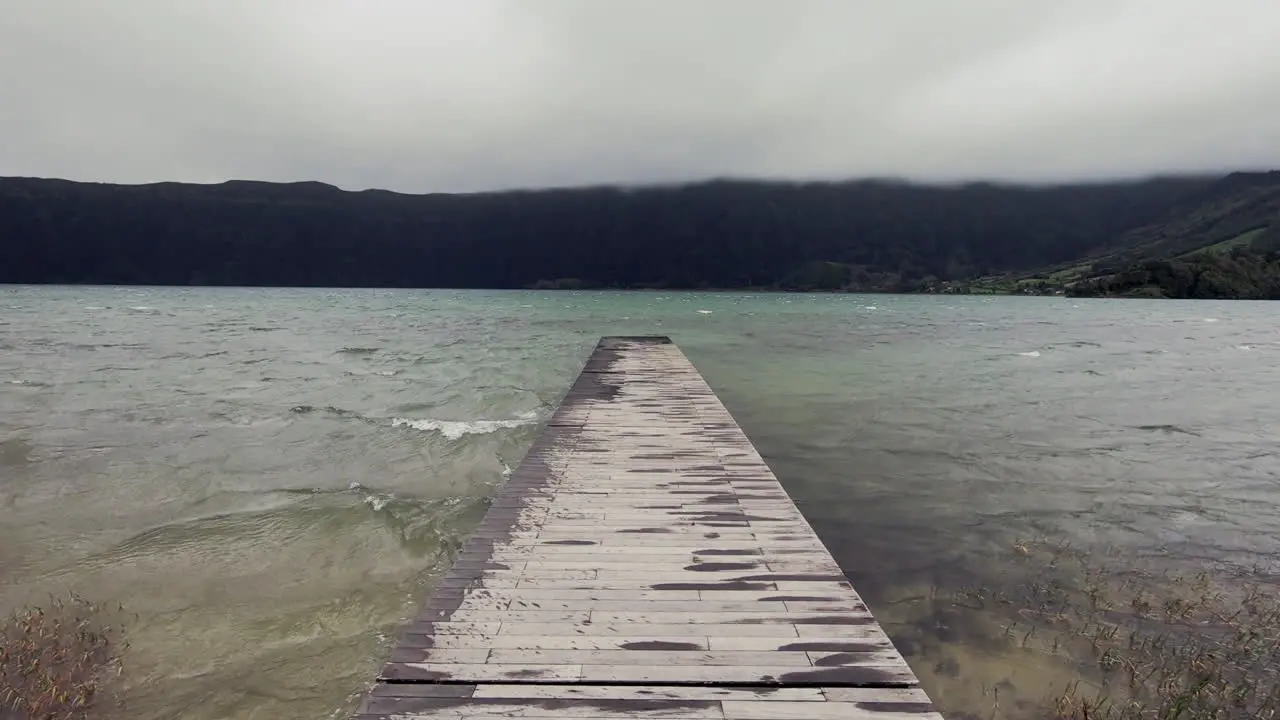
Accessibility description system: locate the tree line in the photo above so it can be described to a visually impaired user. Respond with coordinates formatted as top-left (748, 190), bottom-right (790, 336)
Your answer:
top-left (0, 174), bottom-right (1252, 291)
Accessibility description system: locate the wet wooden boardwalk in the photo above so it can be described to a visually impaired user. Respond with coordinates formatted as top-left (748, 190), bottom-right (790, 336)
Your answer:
top-left (357, 336), bottom-right (939, 719)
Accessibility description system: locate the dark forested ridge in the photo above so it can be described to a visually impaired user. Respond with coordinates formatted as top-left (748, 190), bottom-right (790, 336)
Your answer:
top-left (1, 172), bottom-right (1278, 294)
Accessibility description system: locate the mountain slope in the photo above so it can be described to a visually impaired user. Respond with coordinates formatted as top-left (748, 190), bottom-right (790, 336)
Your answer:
top-left (6, 171), bottom-right (1280, 296)
top-left (1042, 172), bottom-right (1280, 298)
top-left (0, 174), bottom-right (1218, 290)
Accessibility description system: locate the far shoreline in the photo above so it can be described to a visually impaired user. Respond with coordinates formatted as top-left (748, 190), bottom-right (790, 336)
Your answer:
top-left (4, 281), bottom-right (1270, 299)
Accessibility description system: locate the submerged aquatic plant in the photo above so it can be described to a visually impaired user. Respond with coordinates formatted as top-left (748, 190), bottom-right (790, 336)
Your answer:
top-left (952, 539), bottom-right (1280, 719)
top-left (0, 593), bottom-right (127, 720)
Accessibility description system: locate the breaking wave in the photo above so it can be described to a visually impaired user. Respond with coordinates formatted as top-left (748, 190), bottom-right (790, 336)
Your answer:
top-left (391, 410), bottom-right (540, 440)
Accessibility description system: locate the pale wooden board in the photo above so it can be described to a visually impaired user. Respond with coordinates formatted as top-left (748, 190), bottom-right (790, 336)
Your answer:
top-left (575, 664), bottom-right (919, 686)
top-left (389, 649), bottom-right (816, 666)
top-left (471, 684), bottom-right (829, 700)
top-left (505, 600), bottom-right (798, 612)
top-left (359, 337), bottom-right (935, 719)
top-left (394, 635), bottom-right (715, 651)
top-left (489, 623), bottom-right (805, 637)
top-left (379, 662), bottom-right (922, 686)
top-left (707, 636), bottom-right (897, 652)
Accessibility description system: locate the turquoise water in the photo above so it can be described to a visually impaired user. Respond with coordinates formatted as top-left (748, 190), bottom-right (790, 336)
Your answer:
top-left (2, 286), bottom-right (1279, 718)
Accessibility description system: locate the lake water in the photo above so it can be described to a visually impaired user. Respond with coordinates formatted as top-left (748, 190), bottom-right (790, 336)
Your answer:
top-left (2, 286), bottom-right (1279, 719)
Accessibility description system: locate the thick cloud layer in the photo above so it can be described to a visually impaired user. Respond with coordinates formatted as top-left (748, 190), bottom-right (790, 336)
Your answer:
top-left (3, 0), bottom-right (1278, 192)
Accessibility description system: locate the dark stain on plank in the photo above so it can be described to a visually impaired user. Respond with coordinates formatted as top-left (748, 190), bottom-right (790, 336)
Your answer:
top-left (364, 697), bottom-right (719, 714)
top-left (694, 549), bottom-right (761, 556)
top-left (619, 640), bottom-right (704, 651)
top-left (683, 562), bottom-right (761, 572)
top-left (736, 574), bottom-right (850, 583)
top-left (651, 581), bottom-right (776, 591)
top-left (777, 641), bottom-right (889, 652)
top-left (544, 539), bottom-right (597, 546)
top-left (787, 616), bottom-right (875, 625)
top-left (769, 548), bottom-right (827, 555)
top-left (813, 652), bottom-right (874, 667)
top-left (697, 494), bottom-right (739, 504)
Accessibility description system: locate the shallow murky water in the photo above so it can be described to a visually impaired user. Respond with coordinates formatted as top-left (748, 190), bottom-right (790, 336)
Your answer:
top-left (2, 286), bottom-right (1278, 718)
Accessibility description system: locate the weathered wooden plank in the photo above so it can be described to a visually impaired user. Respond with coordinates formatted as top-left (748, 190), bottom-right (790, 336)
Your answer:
top-left (360, 696), bottom-right (723, 718)
top-left (470, 685), bottom-right (826, 701)
top-left (578, 559), bottom-right (776, 571)
top-left (807, 650), bottom-right (908, 667)
top-left (358, 337), bottom-right (934, 719)
top-left (695, 589), bottom-right (864, 602)
top-left (503, 579), bottom-right (789, 590)
top-left (395, 635), bottom-right (714, 651)
top-left (473, 589), bottom-right (703, 601)
top-left (475, 649), bottom-right (815, 666)
top-left (482, 556), bottom-right (845, 568)
top-left (724, 700), bottom-right (943, 720)
top-left (500, 537), bottom-right (825, 548)
top-left (494, 622), bottom-right (802, 637)
top-left (576, 664), bottom-right (919, 685)
top-left (380, 663), bottom-right (583, 682)
top-left (585, 611), bottom-right (874, 624)
top-left (707, 636), bottom-right (896, 652)
top-left (388, 649), bottom-right (491, 664)
top-left (508, 600), bottom-right (793, 613)
top-left (820, 687), bottom-right (936, 703)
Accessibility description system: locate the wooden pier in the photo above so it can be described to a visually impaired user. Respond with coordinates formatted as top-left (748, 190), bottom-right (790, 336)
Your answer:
top-left (357, 336), bottom-right (939, 719)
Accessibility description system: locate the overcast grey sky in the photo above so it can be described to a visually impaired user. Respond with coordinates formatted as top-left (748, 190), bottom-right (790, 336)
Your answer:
top-left (2, 0), bottom-right (1279, 193)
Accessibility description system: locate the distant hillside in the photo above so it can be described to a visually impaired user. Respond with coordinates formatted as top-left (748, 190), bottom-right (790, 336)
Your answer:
top-left (1025, 171), bottom-right (1280, 298)
top-left (1, 172), bottom-right (1276, 294)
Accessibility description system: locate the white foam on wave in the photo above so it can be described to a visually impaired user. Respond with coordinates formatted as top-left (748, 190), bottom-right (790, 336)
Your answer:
top-left (84, 306), bottom-right (106, 310)
top-left (696, 309), bottom-right (713, 315)
top-left (1018, 350), bottom-right (1041, 358)
top-left (129, 306), bottom-right (154, 311)
top-left (348, 481), bottom-right (394, 511)
top-left (377, 370), bottom-right (399, 376)
top-left (864, 306), bottom-right (877, 310)
top-left (392, 410), bottom-right (540, 440)
top-left (1204, 318), bottom-right (1220, 323)
top-left (1237, 344), bottom-right (1255, 351)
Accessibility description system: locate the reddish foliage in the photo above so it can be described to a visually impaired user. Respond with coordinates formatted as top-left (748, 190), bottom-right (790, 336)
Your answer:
top-left (0, 595), bottom-right (125, 720)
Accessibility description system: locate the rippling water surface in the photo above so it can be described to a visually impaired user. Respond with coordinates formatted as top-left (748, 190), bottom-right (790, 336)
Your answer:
top-left (2, 286), bottom-right (1279, 719)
